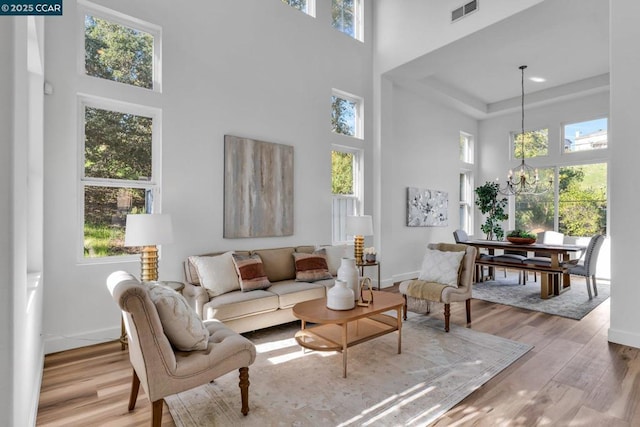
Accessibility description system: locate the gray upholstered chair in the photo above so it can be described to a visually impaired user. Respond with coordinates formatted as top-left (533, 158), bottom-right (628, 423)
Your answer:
top-left (565, 234), bottom-right (605, 299)
top-left (107, 271), bottom-right (256, 427)
top-left (399, 243), bottom-right (477, 332)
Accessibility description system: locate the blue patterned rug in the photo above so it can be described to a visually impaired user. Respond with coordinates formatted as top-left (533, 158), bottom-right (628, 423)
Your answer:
top-left (472, 271), bottom-right (610, 320)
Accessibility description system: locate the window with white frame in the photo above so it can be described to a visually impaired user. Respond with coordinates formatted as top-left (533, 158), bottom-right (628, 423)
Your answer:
top-left (515, 163), bottom-right (607, 236)
top-left (459, 132), bottom-right (474, 233)
top-left (331, 148), bottom-right (362, 243)
top-left (563, 117), bottom-right (608, 153)
top-left (82, 3), bottom-right (161, 91)
top-left (331, 0), bottom-right (362, 41)
top-left (80, 98), bottom-right (161, 258)
top-left (331, 89), bottom-right (363, 139)
top-left (511, 128), bottom-right (549, 159)
top-left (79, 3), bottom-right (162, 260)
top-left (281, 0), bottom-right (315, 16)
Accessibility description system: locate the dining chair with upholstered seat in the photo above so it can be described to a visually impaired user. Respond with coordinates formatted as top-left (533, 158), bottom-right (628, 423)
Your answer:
top-left (524, 230), bottom-right (565, 283)
top-left (453, 229), bottom-right (490, 282)
top-left (107, 271), bottom-right (257, 427)
top-left (565, 234), bottom-right (605, 299)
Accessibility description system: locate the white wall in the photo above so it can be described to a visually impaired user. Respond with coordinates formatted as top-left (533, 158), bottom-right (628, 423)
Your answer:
top-left (608, 0), bottom-right (640, 348)
top-left (0, 18), bottom-right (14, 427)
top-left (1, 16), bottom-right (46, 427)
top-left (42, 0), bottom-right (373, 353)
top-left (374, 0), bottom-right (542, 74)
top-left (378, 82), bottom-right (477, 283)
top-left (478, 91), bottom-right (611, 278)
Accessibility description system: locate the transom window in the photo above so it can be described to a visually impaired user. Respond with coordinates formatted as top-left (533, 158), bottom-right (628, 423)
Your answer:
top-left (281, 0), bottom-right (315, 16)
top-left (512, 128), bottom-right (549, 159)
top-left (564, 118), bottom-right (608, 153)
top-left (331, 90), bottom-right (363, 139)
top-left (332, 0), bottom-right (362, 41)
top-left (82, 4), bottom-right (161, 92)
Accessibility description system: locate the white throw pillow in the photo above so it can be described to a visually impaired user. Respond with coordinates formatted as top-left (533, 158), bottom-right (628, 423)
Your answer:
top-left (418, 248), bottom-right (465, 288)
top-left (189, 252), bottom-right (241, 297)
top-left (321, 245), bottom-right (354, 276)
top-left (148, 283), bottom-right (209, 351)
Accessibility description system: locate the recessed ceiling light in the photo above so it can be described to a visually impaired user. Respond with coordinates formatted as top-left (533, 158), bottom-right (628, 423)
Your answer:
top-left (530, 76), bottom-right (546, 83)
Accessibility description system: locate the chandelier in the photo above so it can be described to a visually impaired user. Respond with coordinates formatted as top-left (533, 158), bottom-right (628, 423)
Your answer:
top-left (499, 65), bottom-right (553, 196)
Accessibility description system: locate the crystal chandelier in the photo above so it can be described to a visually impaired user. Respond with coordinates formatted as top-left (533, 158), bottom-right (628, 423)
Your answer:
top-left (499, 65), bottom-right (553, 196)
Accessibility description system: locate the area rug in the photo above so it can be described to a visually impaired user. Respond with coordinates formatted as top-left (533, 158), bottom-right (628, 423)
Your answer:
top-left (472, 272), bottom-right (610, 320)
top-left (165, 313), bottom-right (532, 426)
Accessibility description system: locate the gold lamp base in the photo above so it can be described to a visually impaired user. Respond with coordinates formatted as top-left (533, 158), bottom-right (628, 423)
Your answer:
top-left (354, 235), bottom-right (364, 265)
top-left (140, 245), bottom-right (159, 282)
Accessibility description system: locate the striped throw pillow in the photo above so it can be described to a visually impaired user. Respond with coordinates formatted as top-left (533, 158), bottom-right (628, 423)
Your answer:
top-left (231, 253), bottom-right (271, 292)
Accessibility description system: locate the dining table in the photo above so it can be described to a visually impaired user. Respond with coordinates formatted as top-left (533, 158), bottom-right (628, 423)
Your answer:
top-left (464, 239), bottom-right (586, 298)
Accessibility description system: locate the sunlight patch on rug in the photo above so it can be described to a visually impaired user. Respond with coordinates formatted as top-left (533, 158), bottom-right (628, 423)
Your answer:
top-left (165, 313), bottom-right (532, 426)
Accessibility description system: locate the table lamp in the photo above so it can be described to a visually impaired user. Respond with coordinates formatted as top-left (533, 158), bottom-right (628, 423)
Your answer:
top-left (346, 215), bottom-right (373, 264)
top-left (124, 213), bottom-right (173, 281)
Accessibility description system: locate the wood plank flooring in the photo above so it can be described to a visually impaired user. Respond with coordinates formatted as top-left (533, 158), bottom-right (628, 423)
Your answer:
top-left (37, 276), bottom-right (640, 426)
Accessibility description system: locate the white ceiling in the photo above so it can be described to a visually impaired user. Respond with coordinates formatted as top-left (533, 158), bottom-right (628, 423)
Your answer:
top-left (385, 0), bottom-right (610, 119)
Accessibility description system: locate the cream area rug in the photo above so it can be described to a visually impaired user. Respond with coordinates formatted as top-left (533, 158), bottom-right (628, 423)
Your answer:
top-left (165, 313), bottom-right (532, 427)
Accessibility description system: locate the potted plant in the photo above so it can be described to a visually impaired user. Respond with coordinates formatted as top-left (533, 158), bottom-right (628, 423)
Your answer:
top-left (506, 229), bottom-right (537, 245)
top-left (474, 182), bottom-right (508, 241)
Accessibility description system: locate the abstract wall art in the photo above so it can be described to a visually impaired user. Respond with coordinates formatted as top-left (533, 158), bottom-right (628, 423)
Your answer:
top-left (224, 135), bottom-right (294, 238)
top-left (407, 187), bottom-right (448, 227)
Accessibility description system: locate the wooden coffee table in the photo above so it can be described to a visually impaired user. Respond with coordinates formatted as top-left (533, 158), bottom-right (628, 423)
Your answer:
top-left (292, 291), bottom-right (404, 378)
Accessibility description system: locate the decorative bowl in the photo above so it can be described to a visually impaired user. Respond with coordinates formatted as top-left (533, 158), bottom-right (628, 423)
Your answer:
top-left (506, 236), bottom-right (536, 245)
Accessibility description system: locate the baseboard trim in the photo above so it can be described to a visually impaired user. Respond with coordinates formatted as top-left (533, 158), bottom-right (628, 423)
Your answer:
top-left (608, 327), bottom-right (640, 349)
top-left (393, 271), bottom-right (419, 284)
top-left (44, 326), bottom-right (120, 354)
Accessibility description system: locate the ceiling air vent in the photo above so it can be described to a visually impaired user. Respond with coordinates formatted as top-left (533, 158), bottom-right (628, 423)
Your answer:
top-left (451, 0), bottom-right (478, 22)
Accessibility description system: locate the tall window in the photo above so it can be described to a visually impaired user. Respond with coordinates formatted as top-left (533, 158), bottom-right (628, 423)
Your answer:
top-left (81, 100), bottom-right (160, 258)
top-left (564, 118), bottom-right (608, 153)
top-left (282, 0), bottom-right (315, 16)
top-left (332, 148), bottom-right (361, 243)
top-left (83, 11), bottom-right (160, 91)
top-left (79, 4), bottom-right (162, 260)
top-left (512, 128), bottom-right (549, 159)
top-left (331, 90), bottom-right (363, 139)
top-left (515, 164), bottom-right (607, 236)
top-left (332, 0), bottom-right (362, 41)
top-left (459, 132), bottom-right (474, 233)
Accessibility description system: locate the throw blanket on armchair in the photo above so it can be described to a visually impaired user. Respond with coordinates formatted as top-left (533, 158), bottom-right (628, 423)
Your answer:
top-left (404, 279), bottom-right (448, 301)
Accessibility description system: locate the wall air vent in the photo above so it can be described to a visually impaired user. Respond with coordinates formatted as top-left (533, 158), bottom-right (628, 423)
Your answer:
top-left (451, 0), bottom-right (478, 22)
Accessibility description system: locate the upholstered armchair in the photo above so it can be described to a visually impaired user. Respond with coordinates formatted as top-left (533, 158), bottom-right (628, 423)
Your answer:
top-left (399, 243), bottom-right (477, 332)
top-left (107, 271), bottom-right (256, 427)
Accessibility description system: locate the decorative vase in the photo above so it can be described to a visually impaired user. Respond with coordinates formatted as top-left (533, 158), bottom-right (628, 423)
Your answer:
top-left (337, 257), bottom-right (360, 301)
top-left (365, 254), bottom-right (376, 263)
top-left (326, 279), bottom-right (355, 310)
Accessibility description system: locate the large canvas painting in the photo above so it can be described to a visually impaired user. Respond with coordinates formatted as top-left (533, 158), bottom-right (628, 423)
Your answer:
top-left (407, 187), bottom-right (448, 227)
top-left (224, 135), bottom-right (294, 238)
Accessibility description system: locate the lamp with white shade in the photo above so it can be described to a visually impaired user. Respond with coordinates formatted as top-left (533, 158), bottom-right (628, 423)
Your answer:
top-left (124, 214), bottom-right (174, 281)
top-left (345, 215), bottom-right (373, 264)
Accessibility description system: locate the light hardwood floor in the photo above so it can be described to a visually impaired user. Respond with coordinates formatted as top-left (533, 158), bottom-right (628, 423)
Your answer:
top-left (37, 277), bottom-right (640, 426)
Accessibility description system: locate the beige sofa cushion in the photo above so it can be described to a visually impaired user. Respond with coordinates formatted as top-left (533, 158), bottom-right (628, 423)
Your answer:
top-left (188, 252), bottom-right (240, 297)
top-left (252, 247), bottom-right (296, 282)
top-left (267, 281), bottom-right (327, 309)
top-left (203, 290), bottom-right (279, 321)
top-left (148, 283), bottom-right (209, 351)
